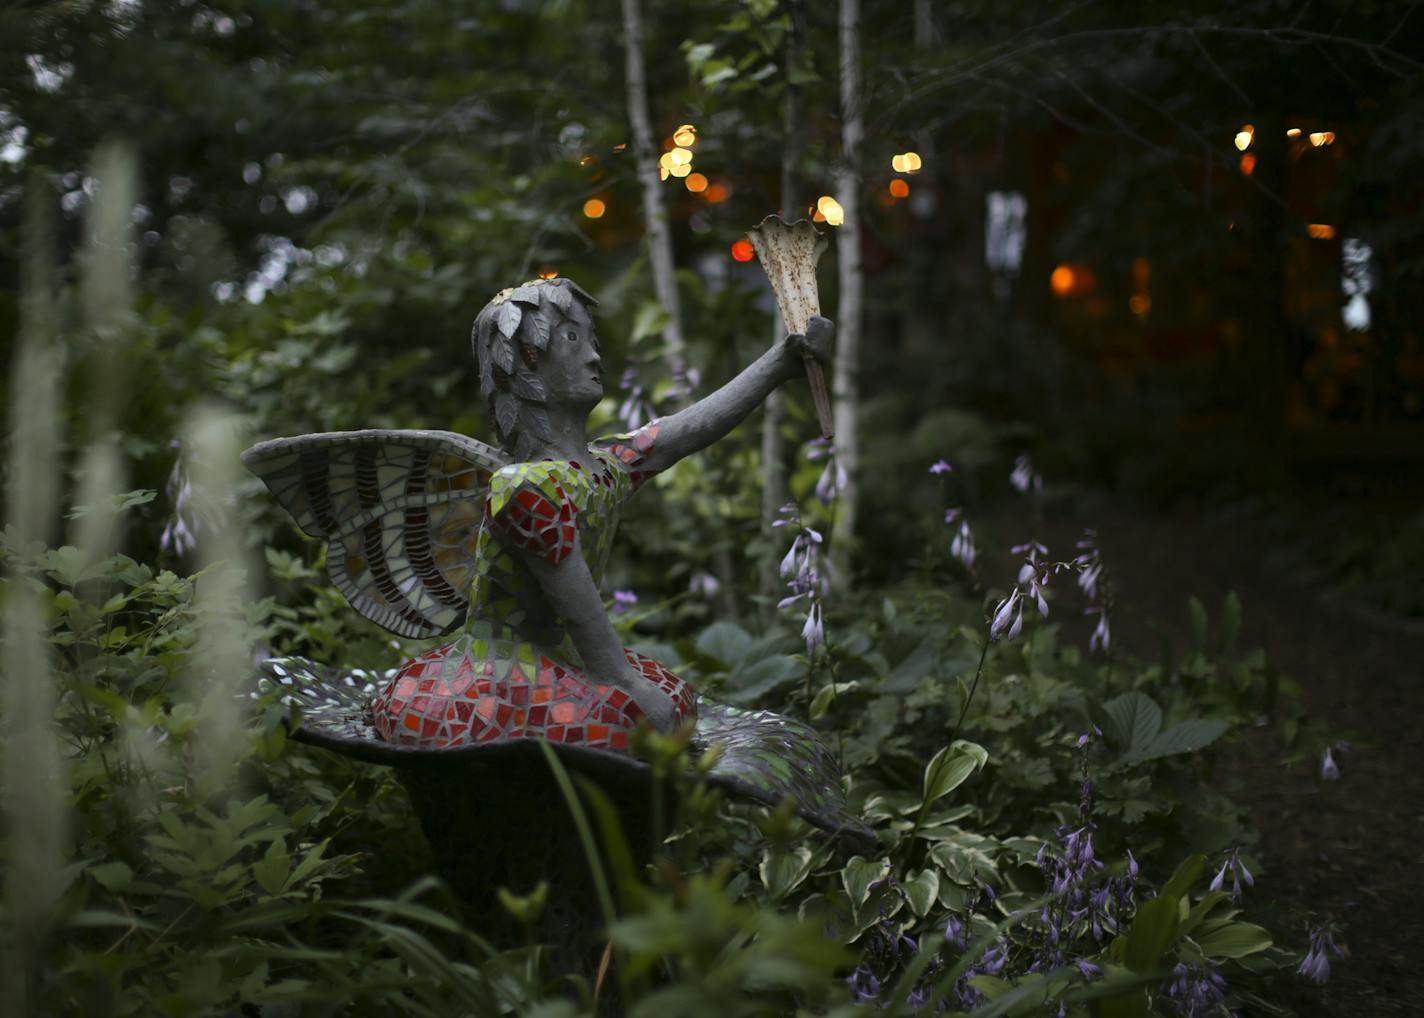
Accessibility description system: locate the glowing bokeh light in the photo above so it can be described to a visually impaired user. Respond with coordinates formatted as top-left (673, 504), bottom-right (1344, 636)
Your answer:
top-left (670, 147), bottom-right (693, 166)
top-left (816, 195), bottom-right (845, 226)
top-left (731, 238), bottom-right (755, 262)
top-left (1050, 265), bottom-right (1075, 296)
top-left (670, 162), bottom-right (692, 178)
top-left (578, 155), bottom-right (595, 167)
top-left (888, 179), bottom-right (909, 198)
top-left (685, 172), bottom-right (708, 193)
top-left (1308, 223), bottom-right (1337, 239)
top-left (612, 143), bottom-right (626, 152)
top-left (537, 268), bottom-right (558, 279)
top-left (1234, 125), bottom-right (1254, 151)
top-left (1309, 131), bottom-right (1336, 147)
top-left (673, 124), bottom-right (697, 147)
top-left (891, 154), bottom-right (907, 173)
top-left (1129, 293), bottom-right (1152, 316)
top-left (1286, 127), bottom-right (1302, 138)
top-left (1239, 153), bottom-right (1257, 176)
top-left (704, 182), bottom-right (730, 203)
top-left (903, 151), bottom-right (922, 172)
top-left (583, 198), bottom-right (606, 219)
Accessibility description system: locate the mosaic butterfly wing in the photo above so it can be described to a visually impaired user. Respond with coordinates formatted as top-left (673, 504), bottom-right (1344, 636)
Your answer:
top-left (242, 430), bottom-right (510, 639)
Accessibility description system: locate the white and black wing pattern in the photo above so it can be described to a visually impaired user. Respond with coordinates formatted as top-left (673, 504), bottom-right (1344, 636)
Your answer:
top-left (242, 429), bottom-right (511, 639)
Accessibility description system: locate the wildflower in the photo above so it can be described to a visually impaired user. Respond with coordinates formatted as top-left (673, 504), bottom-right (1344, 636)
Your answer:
top-left (688, 571), bottom-right (721, 600)
top-left (800, 602), bottom-right (825, 651)
top-left (1086, 606), bottom-right (1111, 654)
top-left (611, 590), bottom-right (638, 614)
top-left (776, 503), bottom-right (828, 653)
top-left (617, 368), bottom-right (654, 431)
top-left (846, 964), bottom-right (881, 1003)
top-left (949, 515), bottom-right (977, 569)
top-left (1126, 849), bottom-right (1139, 879)
top-left (929, 458), bottom-right (952, 475)
top-left (1298, 924), bottom-right (1346, 984)
top-left (990, 588), bottom-right (1023, 642)
top-left (1076, 958), bottom-right (1102, 979)
top-left (810, 442), bottom-right (847, 506)
top-left (1208, 848), bottom-right (1254, 902)
top-left (1161, 960), bottom-right (1228, 1017)
top-left (1010, 453), bottom-right (1042, 493)
top-left (1320, 745), bottom-right (1341, 781)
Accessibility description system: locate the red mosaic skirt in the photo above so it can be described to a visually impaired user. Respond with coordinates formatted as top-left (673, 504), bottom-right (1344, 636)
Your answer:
top-left (369, 623), bottom-right (696, 752)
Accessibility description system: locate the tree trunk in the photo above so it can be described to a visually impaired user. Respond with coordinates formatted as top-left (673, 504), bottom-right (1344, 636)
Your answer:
top-left (761, 3), bottom-right (802, 605)
top-left (620, 0), bottom-right (685, 369)
top-left (831, 0), bottom-right (863, 582)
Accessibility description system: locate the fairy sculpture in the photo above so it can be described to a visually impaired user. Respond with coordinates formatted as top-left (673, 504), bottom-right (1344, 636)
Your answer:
top-left (244, 276), bottom-right (871, 849)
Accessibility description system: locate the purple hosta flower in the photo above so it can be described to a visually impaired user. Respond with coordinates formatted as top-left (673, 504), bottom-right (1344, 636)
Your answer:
top-left (800, 602), bottom-right (825, 652)
top-left (776, 505), bottom-right (828, 654)
top-left (846, 963), bottom-right (881, 1004)
top-left (617, 368), bottom-right (654, 431)
top-left (1075, 958), bottom-right (1102, 979)
top-left (688, 571), bottom-right (721, 600)
top-left (1162, 961), bottom-right (1228, 1018)
top-left (990, 588), bottom-right (1024, 642)
top-left (160, 445), bottom-right (198, 554)
top-left (1298, 924), bottom-right (1347, 984)
top-left (929, 458), bottom-right (953, 475)
top-left (945, 508), bottom-right (977, 569)
top-left (611, 590), bottom-right (638, 614)
top-left (666, 364), bottom-right (700, 403)
top-left (1010, 453), bottom-right (1042, 493)
top-left (1074, 529), bottom-right (1104, 600)
top-left (807, 440), bottom-right (847, 506)
top-left (1126, 849), bottom-right (1139, 880)
top-left (1209, 848), bottom-right (1255, 903)
top-left (1320, 742), bottom-right (1348, 781)
top-left (1086, 605), bottom-right (1111, 654)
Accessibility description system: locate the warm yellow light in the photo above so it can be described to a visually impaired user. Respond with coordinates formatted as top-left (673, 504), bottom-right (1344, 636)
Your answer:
top-left (816, 195), bottom-right (844, 226)
top-left (673, 125), bottom-right (697, 147)
top-left (888, 179), bottom-right (909, 198)
top-left (670, 147), bottom-right (693, 166)
top-left (685, 172), bottom-right (708, 193)
top-left (582, 199), bottom-right (606, 219)
top-left (902, 151), bottom-right (922, 172)
top-left (537, 268), bottom-right (558, 279)
top-left (1308, 223), bottom-right (1336, 239)
top-left (1309, 132), bottom-right (1330, 147)
top-left (1286, 127), bottom-right (1302, 138)
top-left (1234, 125), bottom-right (1254, 151)
top-left (658, 152), bottom-right (675, 170)
top-left (891, 154), bottom-right (907, 173)
top-left (659, 166), bottom-right (670, 181)
top-left (670, 162), bottom-right (692, 178)
top-left (578, 155), bottom-right (595, 167)
top-left (1050, 265), bottom-right (1076, 297)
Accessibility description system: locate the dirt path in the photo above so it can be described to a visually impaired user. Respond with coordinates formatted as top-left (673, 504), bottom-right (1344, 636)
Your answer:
top-left (1029, 495), bottom-right (1424, 1016)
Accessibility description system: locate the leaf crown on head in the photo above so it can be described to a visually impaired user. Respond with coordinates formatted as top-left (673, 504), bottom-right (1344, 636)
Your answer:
top-left (470, 277), bottom-right (599, 461)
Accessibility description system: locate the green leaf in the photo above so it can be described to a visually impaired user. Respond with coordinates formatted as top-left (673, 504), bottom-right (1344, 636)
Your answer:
top-left (631, 301), bottom-right (672, 343)
top-left (841, 856), bottom-right (887, 909)
top-left (1196, 921), bottom-right (1272, 958)
top-left (759, 846), bottom-right (814, 901)
top-left (1124, 895), bottom-right (1179, 972)
top-left (89, 861), bottom-right (133, 892)
top-left (694, 621), bottom-right (752, 667)
top-left (1123, 719), bottom-right (1229, 763)
top-left (921, 743), bottom-right (983, 807)
top-left (1220, 591), bottom-right (1242, 653)
top-left (1160, 854), bottom-right (1206, 902)
top-left (809, 681), bottom-right (857, 720)
top-left (1103, 692), bottom-right (1162, 756)
top-left (253, 838), bottom-right (290, 895)
top-left (1188, 596), bottom-right (1208, 651)
top-left (902, 869), bottom-right (940, 918)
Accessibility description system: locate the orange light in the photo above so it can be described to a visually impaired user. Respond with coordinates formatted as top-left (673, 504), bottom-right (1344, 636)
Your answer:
top-left (1286, 127), bottom-right (1302, 139)
top-left (811, 206), bottom-right (826, 222)
top-left (673, 124), bottom-right (697, 147)
top-left (1309, 131), bottom-right (1335, 147)
top-left (888, 179), bottom-right (910, 198)
top-left (663, 135), bottom-right (676, 150)
top-left (578, 155), bottom-right (595, 167)
top-left (685, 172), bottom-right (708, 193)
top-left (1129, 294), bottom-right (1152, 316)
top-left (704, 182), bottom-right (730, 203)
top-left (537, 268), bottom-right (558, 279)
top-left (1307, 223), bottom-right (1336, 239)
top-left (612, 143), bottom-right (626, 152)
top-left (1050, 265), bottom-right (1076, 296)
top-left (582, 199), bottom-right (606, 219)
top-left (1239, 153), bottom-right (1257, 176)
top-left (731, 238), bottom-right (755, 262)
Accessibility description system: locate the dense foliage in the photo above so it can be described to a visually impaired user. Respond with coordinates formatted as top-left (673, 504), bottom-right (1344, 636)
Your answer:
top-left (3, 0), bottom-right (1410, 1013)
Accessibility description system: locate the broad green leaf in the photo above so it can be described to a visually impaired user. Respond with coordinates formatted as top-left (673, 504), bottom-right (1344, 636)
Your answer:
top-left (902, 869), bottom-right (940, 918)
top-left (1160, 854), bottom-right (1206, 902)
top-left (1124, 719), bottom-right (1228, 763)
top-left (841, 856), bottom-right (888, 909)
top-left (1197, 921), bottom-right (1272, 958)
top-left (1104, 692), bottom-right (1162, 756)
top-left (921, 741), bottom-right (986, 807)
top-left (694, 621), bottom-right (752, 667)
top-left (253, 838), bottom-right (290, 895)
top-left (1178, 890), bottom-right (1232, 939)
top-left (1124, 895), bottom-right (1179, 972)
top-left (759, 845), bottom-right (814, 901)
top-left (88, 861), bottom-right (133, 892)
top-left (809, 681), bottom-right (858, 720)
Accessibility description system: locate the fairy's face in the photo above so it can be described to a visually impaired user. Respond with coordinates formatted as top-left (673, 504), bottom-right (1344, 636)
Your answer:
top-left (538, 300), bottom-right (604, 414)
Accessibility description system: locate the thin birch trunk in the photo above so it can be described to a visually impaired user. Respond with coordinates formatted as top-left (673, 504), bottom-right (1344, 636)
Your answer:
top-left (621, 0), bottom-right (685, 369)
top-left (831, 0), bottom-right (863, 582)
top-left (760, 4), bottom-right (802, 604)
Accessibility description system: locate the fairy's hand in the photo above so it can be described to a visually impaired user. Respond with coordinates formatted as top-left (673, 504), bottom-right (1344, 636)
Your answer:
top-left (782, 315), bottom-right (835, 377)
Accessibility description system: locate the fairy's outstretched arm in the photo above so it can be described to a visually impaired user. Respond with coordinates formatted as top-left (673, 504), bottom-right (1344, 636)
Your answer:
top-left (634, 316), bottom-right (833, 474)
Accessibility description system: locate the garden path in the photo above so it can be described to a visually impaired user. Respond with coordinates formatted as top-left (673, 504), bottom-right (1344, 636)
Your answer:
top-left (1029, 496), bottom-right (1424, 1017)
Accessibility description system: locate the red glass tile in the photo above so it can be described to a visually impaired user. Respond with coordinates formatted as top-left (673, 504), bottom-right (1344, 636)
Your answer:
top-left (455, 701), bottom-right (474, 722)
top-left (611, 731), bottom-right (629, 750)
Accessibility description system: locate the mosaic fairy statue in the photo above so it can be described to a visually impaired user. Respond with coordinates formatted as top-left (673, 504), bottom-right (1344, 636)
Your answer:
top-left (245, 277), bottom-right (871, 846)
